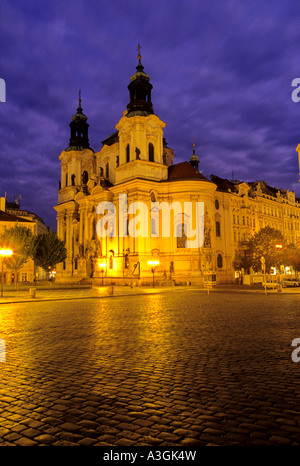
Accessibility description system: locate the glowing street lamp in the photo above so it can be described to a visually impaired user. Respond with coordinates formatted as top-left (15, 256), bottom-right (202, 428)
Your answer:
top-left (0, 249), bottom-right (13, 297)
top-left (98, 261), bottom-right (106, 286)
top-left (148, 260), bottom-right (159, 288)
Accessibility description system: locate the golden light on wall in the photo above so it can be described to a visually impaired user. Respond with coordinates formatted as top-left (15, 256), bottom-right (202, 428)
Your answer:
top-left (0, 248), bottom-right (13, 297)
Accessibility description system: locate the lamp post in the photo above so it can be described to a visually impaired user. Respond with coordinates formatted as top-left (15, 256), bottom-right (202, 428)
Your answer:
top-left (261, 256), bottom-right (266, 295)
top-left (0, 249), bottom-right (13, 297)
top-left (148, 260), bottom-right (159, 288)
top-left (98, 261), bottom-right (106, 286)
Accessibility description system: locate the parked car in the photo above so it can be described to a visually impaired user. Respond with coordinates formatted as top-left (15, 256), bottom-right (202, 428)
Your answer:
top-left (282, 278), bottom-right (300, 287)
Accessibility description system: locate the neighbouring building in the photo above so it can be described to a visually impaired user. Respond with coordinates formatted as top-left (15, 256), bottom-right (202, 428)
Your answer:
top-left (54, 54), bottom-right (300, 285)
top-left (0, 197), bottom-right (48, 283)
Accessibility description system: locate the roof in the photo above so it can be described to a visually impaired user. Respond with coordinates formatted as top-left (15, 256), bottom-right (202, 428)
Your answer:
top-left (102, 131), bottom-right (119, 146)
top-left (0, 210), bottom-right (34, 223)
top-left (168, 162), bottom-right (210, 181)
top-left (210, 174), bottom-right (239, 193)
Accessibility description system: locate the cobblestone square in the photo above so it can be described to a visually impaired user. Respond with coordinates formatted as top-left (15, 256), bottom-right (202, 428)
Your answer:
top-left (0, 289), bottom-right (300, 447)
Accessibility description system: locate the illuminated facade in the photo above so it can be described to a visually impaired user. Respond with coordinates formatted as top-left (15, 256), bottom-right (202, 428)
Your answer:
top-left (0, 198), bottom-right (36, 283)
top-left (54, 56), bottom-right (300, 284)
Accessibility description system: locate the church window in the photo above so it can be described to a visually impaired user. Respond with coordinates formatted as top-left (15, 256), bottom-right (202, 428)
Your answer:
top-left (217, 254), bottom-right (223, 268)
top-left (216, 221), bottom-right (221, 237)
top-left (149, 143), bottom-right (154, 162)
top-left (106, 162), bottom-right (109, 179)
top-left (82, 171), bottom-right (88, 184)
top-left (65, 173), bottom-right (68, 187)
top-left (151, 218), bottom-right (157, 236)
top-left (215, 199), bottom-right (219, 210)
top-left (176, 223), bottom-right (187, 248)
top-left (126, 144), bottom-right (130, 163)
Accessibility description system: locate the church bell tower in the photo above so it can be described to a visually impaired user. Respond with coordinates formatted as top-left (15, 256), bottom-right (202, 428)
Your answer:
top-left (115, 46), bottom-right (168, 184)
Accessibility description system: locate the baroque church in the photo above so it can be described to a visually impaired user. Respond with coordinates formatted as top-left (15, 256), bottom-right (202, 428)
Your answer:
top-left (54, 52), bottom-right (300, 285)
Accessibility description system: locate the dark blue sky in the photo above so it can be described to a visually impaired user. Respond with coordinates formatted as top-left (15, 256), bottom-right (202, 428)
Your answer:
top-left (1, 0), bottom-right (300, 231)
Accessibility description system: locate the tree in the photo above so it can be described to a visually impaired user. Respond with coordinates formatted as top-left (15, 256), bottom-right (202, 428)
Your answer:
top-left (234, 226), bottom-right (285, 273)
top-left (282, 244), bottom-right (300, 273)
top-left (0, 226), bottom-right (36, 285)
top-left (33, 231), bottom-right (67, 279)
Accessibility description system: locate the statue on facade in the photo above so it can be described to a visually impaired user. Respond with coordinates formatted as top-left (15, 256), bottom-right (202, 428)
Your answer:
top-left (204, 214), bottom-right (211, 248)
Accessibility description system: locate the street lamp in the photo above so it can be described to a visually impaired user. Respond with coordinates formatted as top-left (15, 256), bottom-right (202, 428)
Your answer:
top-left (148, 260), bottom-right (159, 288)
top-left (98, 261), bottom-right (106, 286)
top-left (261, 256), bottom-right (266, 295)
top-left (0, 249), bottom-right (13, 297)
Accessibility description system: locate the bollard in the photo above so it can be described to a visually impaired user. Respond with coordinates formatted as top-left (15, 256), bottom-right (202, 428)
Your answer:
top-left (29, 288), bottom-right (36, 298)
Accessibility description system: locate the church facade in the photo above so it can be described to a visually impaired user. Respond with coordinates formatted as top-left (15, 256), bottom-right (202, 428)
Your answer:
top-left (54, 54), bottom-right (300, 285)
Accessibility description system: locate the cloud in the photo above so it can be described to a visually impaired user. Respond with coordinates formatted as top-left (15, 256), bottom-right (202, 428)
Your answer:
top-left (1, 0), bottom-right (300, 231)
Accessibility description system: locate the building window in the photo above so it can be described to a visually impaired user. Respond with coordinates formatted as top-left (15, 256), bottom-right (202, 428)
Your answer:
top-left (176, 223), bottom-right (187, 248)
top-left (216, 221), bottom-right (221, 237)
top-left (106, 162), bottom-right (109, 179)
top-left (65, 172), bottom-right (68, 187)
top-left (217, 254), bottom-right (223, 268)
top-left (21, 273), bottom-right (27, 282)
top-left (215, 199), bottom-right (219, 210)
top-left (82, 171), bottom-right (88, 184)
top-left (126, 144), bottom-right (130, 163)
top-left (149, 142), bottom-right (154, 162)
top-left (109, 255), bottom-right (113, 269)
top-left (151, 218), bottom-right (157, 236)
top-left (233, 214), bottom-right (235, 224)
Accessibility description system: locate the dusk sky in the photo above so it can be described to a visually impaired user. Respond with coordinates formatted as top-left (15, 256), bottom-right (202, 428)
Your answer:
top-left (1, 0), bottom-right (300, 231)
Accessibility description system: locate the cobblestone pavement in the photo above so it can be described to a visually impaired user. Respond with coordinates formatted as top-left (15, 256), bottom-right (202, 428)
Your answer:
top-left (0, 290), bottom-right (300, 446)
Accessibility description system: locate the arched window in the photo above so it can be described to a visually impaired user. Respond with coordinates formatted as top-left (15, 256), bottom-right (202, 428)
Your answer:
top-left (106, 162), bottom-right (109, 179)
top-left (176, 223), bottom-right (187, 248)
top-left (216, 221), bottom-right (221, 237)
top-left (65, 172), bottom-right (68, 187)
top-left (217, 254), bottom-right (223, 268)
top-left (126, 144), bottom-right (130, 163)
top-left (109, 255), bottom-right (113, 269)
top-left (149, 142), bottom-right (154, 162)
top-left (82, 171), bottom-right (88, 184)
top-left (151, 218), bottom-right (157, 236)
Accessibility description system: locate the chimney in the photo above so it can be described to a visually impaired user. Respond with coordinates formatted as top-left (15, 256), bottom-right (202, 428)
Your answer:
top-left (0, 197), bottom-right (6, 212)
